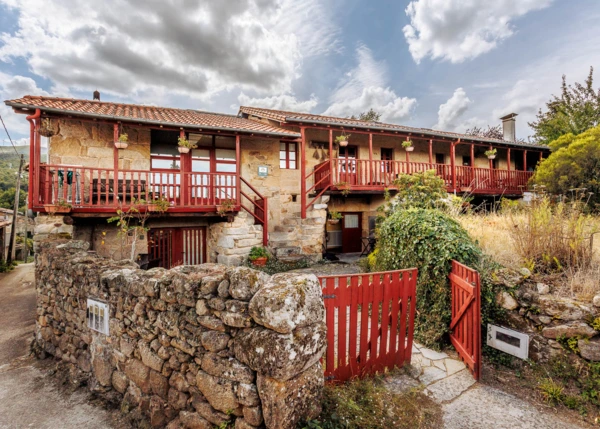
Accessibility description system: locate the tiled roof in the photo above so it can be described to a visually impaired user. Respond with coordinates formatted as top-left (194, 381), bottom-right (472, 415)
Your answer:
top-left (239, 106), bottom-right (547, 149)
top-left (5, 96), bottom-right (299, 138)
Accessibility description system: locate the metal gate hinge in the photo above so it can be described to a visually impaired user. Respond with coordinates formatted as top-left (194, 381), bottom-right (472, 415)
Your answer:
top-left (323, 294), bottom-right (336, 299)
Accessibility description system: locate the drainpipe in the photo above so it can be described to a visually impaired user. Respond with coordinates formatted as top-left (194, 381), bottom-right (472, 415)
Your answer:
top-left (26, 109), bottom-right (41, 210)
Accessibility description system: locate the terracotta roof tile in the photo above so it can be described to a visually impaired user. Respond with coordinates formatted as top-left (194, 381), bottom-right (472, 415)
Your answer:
top-left (5, 96), bottom-right (299, 138)
top-left (239, 106), bottom-right (547, 149)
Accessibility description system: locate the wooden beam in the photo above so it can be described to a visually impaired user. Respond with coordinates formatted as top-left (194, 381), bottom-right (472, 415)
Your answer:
top-left (523, 150), bottom-right (528, 171)
top-left (113, 124), bottom-right (119, 201)
top-left (405, 136), bottom-right (410, 163)
top-left (507, 148), bottom-right (511, 172)
top-left (450, 141), bottom-right (457, 192)
top-left (489, 145), bottom-right (494, 170)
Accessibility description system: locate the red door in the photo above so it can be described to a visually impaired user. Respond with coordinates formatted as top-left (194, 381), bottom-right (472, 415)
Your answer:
top-left (341, 212), bottom-right (362, 253)
top-left (148, 227), bottom-right (206, 269)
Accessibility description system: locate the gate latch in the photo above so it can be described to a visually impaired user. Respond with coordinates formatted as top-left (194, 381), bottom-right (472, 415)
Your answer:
top-left (323, 294), bottom-right (336, 299)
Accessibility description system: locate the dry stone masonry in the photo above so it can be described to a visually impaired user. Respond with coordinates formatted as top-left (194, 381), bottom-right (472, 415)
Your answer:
top-left (34, 240), bottom-right (326, 429)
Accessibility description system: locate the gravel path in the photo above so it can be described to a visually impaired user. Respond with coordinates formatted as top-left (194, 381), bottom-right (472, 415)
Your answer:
top-left (0, 263), bottom-right (127, 429)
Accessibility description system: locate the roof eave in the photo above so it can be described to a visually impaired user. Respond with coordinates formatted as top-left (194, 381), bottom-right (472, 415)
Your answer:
top-left (6, 101), bottom-right (301, 139)
top-left (283, 117), bottom-right (547, 150)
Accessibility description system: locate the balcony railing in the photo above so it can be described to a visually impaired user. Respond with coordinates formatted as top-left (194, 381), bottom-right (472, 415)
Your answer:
top-left (313, 159), bottom-right (533, 195)
top-left (37, 164), bottom-right (239, 213)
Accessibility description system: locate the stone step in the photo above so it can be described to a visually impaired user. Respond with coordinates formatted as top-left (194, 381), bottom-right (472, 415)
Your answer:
top-left (268, 231), bottom-right (295, 242)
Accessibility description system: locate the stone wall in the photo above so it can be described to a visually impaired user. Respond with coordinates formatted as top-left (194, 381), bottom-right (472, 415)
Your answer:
top-left (497, 272), bottom-right (600, 362)
top-left (207, 211), bottom-right (264, 266)
top-left (35, 240), bottom-right (326, 428)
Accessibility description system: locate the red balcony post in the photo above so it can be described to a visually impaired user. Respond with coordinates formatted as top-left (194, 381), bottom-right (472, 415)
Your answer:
top-left (470, 144), bottom-right (474, 167)
top-left (523, 150), bottom-right (528, 171)
top-left (26, 109), bottom-right (41, 209)
top-left (405, 136), bottom-right (410, 164)
top-left (113, 124), bottom-right (120, 205)
top-left (368, 133), bottom-right (373, 185)
top-left (236, 135), bottom-right (241, 206)
top-left (329, 129), bottom-right (333, 186)
top-left (300, 127), bottom-right (307, 219)
top-left (450, 140), bottom-right (458, 192)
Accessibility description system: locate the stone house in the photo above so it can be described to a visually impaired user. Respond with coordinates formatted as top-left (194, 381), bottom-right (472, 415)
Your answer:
top-left (5, 95), bottom-right (549, 267)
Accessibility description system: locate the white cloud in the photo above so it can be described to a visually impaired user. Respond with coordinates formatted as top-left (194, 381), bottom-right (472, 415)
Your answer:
top-left (403, 0), bottom-right (553, 64)
top-left (323, 45), bottom-right (417, 122)
top-left (0, 73), bottom-right (50, 138)
top-left (0, 0), bottom-right (342, 101)
top-left (236, 93), bottom-right (318, 112)
top-left (434, 87), bottom-right (472, 130)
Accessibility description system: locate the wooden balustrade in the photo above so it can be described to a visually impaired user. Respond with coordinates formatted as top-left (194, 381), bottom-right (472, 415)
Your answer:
top-left (37, 164), bottom-right (239, 212)
top-left (314, 159), bottom-right (533, 195)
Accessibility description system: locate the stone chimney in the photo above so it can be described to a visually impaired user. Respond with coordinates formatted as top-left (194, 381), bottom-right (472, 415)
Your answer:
top-left (500, 113), bottom-right (518, 142)
top-left (93, 90), bottom-right (100, 101)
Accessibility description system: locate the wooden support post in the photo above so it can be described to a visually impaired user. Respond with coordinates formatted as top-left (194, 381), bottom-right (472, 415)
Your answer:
top-left (488, 145), bottom-right (494, 170)
top-left (507, 148), bottom-right (511, 171)
top-left (450, 141), bottom-right (457, 192)
top-left (405, 136), bottom-right (410, 163)
top-left (329, 129), bottom-right (334, 185)
top-left (235, 135), bottom-right (241, 206)
top-left (113, 124), bottom-right (119, 202)
top-left (539, 151), bottom-right (543, 162)
top-left (300, 127), bottom-right (307, 219)
top-left (429, 139), bottom-right (433, 164)
top-left (368, 133), bottom-right (373, 184)
top-left (470, 144), bottom-right (475, 167)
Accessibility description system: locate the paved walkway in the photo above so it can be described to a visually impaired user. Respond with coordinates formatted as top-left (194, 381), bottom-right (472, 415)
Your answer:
top-left (385, 343), bottom-right (590, 429)
top-left (0, 263), bottom-right (125, 429)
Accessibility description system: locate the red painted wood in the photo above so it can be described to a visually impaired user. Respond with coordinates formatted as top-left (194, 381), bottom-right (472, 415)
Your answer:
top-left (319, 268), bottom-right (417, 383)
top-left (449, 260), bottom-right (481, 381)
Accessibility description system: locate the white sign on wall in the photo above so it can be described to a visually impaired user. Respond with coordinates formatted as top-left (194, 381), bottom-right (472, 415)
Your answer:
top-left (87, 298), bottom-right (110, 335)
top-left (257, 165), bottom-right (268, 177)
top-left (487, 324), bottom-right (529, 360)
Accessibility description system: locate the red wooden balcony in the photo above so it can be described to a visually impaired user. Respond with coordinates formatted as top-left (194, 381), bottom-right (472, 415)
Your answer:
top-left (313, 159), bottom-right (533, 195)
top-left (37, 164), bottom-right (240, 213)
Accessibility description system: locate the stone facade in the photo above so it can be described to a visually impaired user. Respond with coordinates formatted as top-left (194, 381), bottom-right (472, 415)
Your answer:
top-left (34, 239), bottom-right (326, 428)
top-left (497, 271), bottom-right (600, 362)
top-left (207, 211), bottom-right (264, 266)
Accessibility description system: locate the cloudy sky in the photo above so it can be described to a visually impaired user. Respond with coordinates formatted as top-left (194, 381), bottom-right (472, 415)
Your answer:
top-left (0, 0), bottom-right (599, 145)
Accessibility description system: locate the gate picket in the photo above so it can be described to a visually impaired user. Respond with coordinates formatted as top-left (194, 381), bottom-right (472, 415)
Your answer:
top-left (449, 260), bottom-right (481, 381)
top-left (319, 269), bottom-right (417, 382)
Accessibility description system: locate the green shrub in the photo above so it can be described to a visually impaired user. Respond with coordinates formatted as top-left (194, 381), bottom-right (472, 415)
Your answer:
top-left (374, 208), bottom-right (483, 348)
top-left (248, 246), bottom-right (269, 261)
top-left (389, 170), bottom-right (448, 212)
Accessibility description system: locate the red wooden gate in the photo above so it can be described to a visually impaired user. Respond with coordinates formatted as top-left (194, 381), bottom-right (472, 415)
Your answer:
top-left (148, 227), bottom-right (206, 269)
top-left (318, 269), bottom-right (417, 382)
top-left (449, 260), bottom-right (482, 381)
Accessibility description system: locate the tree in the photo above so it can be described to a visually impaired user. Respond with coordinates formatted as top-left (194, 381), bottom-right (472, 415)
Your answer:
top-left (465, 124), bottom-right (527, 143)
top-left (350, 108), bottom-right (381, 122)
top-left (532, 125), bottom-right (600, 210)
top-left (0, 187), bottom-right (27, 212)
top-left (529, 67), bottom-right (600, 146)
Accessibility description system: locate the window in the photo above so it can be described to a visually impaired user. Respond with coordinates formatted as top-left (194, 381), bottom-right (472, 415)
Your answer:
top-left (435, 153), bottom-right (445, 164)
top-left (151, 131), bottom-right (180, 170)
top-left (462, 155), bottom-right (472, 166)
top-left (381, 148), bottom-right (393, 161)
top-left (280, 142), bottom-right (297, 169)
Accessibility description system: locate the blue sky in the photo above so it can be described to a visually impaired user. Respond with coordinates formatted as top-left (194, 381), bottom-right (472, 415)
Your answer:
top-left (1, 0), bottom-right (599, 145)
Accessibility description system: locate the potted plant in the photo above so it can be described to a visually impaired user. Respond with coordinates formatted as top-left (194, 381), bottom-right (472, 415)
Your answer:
top-left (402, 139), bottom-right (414, 152)
top-left (44, 200), bottom-right (72, 214)
top-left (335, 134), bottom-right (350, 147)
top-left (249, 246), bottom-right (269, 266)
top-left (115, 133), bottom-right (129, 149)
top-left (328, 210), bottom-right (342, 225)
top-left (485, 148), bottom-right (497, 160)
top-left (217, 198), bottom-right (236, 217)
top-left (178, 136), bottom-right (197, 154)
top-left (336, 181), bottom-right (351, 197)
top-left (147, 196), bottom-right (170, 213)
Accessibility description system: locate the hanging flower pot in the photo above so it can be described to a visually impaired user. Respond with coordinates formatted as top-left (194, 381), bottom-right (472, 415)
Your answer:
top-left (402, 140), bottom-right (414, 152)
top-left (178, 136), bottom-right (197, 154)
top-left (405, 146), bottom-right (414, 152)
top-left (485, 149), bottom-right (497, 160)
top-left (178, 146), bottom-right (190, 154)
top-left (327, 219), bottom-right (340, 225)
top-left (335, 134), bottom-right (350, 147)
top-left (115, 133), bottom-right (128, 149)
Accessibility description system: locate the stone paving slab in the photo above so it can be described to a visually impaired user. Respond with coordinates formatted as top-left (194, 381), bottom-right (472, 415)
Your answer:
top-left (424, 369), bottom-right (476, 402)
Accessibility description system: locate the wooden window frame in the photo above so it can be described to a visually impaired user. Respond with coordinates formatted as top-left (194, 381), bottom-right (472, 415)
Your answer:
top-left (280, 141), bottom-right (298, 170)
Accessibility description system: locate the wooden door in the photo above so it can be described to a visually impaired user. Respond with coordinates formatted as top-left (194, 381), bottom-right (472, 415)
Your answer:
top-left (341, 212), bottom-right (362, 253)
top-left (148, 227), bottom-right (206, 269)
top-left (449, 260), bottom-right (481, 381)
top-left (338, 146), bottom-right (358, 185)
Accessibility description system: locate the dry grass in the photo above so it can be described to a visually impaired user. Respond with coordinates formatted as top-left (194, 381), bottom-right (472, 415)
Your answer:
top-left (456, 209), bottom-right (600, 301)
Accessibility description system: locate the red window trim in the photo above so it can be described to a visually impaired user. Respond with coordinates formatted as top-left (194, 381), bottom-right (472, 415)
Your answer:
top-left (280, 141), bottom-right (298, 170)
